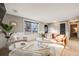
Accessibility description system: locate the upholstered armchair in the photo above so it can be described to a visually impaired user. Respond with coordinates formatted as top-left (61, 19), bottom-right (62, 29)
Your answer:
top-left (50, 33), bottom-right (68, 55)
top-left (52, 33), bottom-right (68, 48)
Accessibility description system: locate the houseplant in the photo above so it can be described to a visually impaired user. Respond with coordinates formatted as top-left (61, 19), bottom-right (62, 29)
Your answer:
top-left (0, 22), bottom-right (16, 46)
top-left (40, 33), bottom-right (46, 40)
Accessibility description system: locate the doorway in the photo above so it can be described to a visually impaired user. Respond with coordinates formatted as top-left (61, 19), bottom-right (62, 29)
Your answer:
top-left (70, 24), bottom-right (77, 39)
top-left (60, 23), bottom-right (66, 34)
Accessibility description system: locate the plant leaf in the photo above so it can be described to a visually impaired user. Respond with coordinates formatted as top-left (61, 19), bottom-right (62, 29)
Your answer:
top-left (1, 23), bottom-right (13, 32)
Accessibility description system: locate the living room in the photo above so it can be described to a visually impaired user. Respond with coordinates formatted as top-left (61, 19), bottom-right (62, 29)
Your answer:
top-left (0, 3), bottom-right (79, 56)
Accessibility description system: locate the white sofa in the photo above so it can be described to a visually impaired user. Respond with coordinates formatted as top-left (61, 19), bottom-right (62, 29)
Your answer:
top-left (36, 38), bottom-right (64, 56)
top-left (9, 32), bottom-right (65, 56)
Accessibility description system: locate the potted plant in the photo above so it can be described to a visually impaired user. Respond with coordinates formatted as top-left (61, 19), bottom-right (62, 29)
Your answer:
top-left (0, 22), bottom-right (16, 47)
top-left (40, 33), bottom-right (46, 40)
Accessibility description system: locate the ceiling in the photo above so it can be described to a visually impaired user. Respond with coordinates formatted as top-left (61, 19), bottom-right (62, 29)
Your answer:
top-left (5, 3), bottom-right (79, 23)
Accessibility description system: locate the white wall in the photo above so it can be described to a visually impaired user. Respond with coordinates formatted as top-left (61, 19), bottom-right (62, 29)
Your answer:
top-left (48, 22), bottom-right (60, 39)
top-left (48, 22), bottom-right (60, 34)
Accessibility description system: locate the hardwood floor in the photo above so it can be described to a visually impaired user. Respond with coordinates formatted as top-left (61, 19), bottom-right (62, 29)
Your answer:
top-left (0, 47), bottom-right (9, 56)
top-left (61, 40), bottom-right (79, 56)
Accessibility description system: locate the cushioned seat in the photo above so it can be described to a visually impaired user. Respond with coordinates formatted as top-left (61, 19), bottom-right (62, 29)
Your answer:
top-left (9, 43), bottom-right (50, 56)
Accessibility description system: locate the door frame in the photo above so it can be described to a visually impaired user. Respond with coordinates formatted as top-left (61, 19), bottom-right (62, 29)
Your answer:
top-left (69, 22), bottom-right (78, 39)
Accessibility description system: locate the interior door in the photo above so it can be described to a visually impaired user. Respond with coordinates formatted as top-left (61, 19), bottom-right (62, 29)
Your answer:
top-left (60, 23), bottom-right (66, 34)
top-left (70, 24), bottom-right (77, 39)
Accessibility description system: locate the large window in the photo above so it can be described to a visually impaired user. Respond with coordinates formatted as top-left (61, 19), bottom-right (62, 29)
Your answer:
top-left (25, 21), bottom-right (38, 32)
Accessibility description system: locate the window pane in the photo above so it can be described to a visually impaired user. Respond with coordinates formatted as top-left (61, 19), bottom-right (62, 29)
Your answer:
top-left (25, 21), bottom-right (31, 32)
top-left (25, 21), bottom-right (38, 32)
top-left (31, 23), bottom-right (38, 32)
